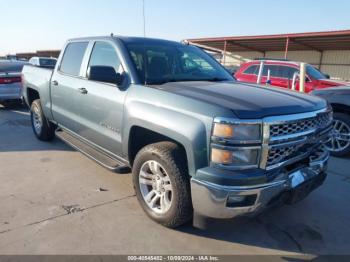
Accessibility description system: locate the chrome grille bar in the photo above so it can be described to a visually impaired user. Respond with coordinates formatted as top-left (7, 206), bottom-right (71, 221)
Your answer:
top-left (260, 108), bottom-right (333, 170)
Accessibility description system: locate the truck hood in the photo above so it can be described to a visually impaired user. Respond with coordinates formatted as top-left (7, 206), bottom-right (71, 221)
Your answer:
top-left (152, 81), bottom-right (327, 119)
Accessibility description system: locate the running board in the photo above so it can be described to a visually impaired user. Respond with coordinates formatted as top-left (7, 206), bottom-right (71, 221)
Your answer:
top-left (55, 129), bottom-right (131, 174)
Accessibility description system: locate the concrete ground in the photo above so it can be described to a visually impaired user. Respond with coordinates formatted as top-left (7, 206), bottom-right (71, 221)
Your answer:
top-left (0, 105), bottom-right (349, 256)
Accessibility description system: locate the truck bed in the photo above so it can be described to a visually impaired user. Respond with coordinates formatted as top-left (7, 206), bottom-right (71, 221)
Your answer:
top-left (22, 65), bottom-right (54, 115)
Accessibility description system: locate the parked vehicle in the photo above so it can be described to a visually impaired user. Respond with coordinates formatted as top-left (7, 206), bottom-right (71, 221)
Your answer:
top-left (235, 60), bottom-right (347, 93)
top-left (29, 57), bottom-right (57, 69)
top-left (22, 36), bottom-right (332, 228)
top-left (311, 86), bottom-right (350, 156)
top-left (0, 60), bottom-right (28, 106)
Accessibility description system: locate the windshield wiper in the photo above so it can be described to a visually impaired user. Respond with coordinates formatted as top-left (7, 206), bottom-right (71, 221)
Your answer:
top-left (202, 77), bottom-right (230, 82)
top-left (146, 77), bottom-right (230, 85)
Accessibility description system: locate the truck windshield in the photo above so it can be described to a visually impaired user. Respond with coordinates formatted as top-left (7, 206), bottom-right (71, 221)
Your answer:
top-left (125, 42), bottom-right (234, 85)
top-left (306, 65), bottom-right (327, 80)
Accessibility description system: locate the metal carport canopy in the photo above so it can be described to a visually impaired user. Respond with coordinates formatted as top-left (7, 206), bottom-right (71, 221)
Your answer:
top-left (186, 30), bottom-right (350, 56)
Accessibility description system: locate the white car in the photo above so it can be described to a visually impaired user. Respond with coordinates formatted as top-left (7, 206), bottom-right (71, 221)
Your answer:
top-left (29, 57), bottom-right (57, 69)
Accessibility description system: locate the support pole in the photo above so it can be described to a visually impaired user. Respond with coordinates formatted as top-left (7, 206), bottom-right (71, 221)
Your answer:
top-left (299, 63), bottom-right (306, 93)
top-left (257, 61), bottom-right (265, 84)
top-left (291, 73), bottom-right (298, 91)
top-left (319, 51), bottom-right (324, 70)
top-left (284, 37), bottom-right (289, 60)
top-left (223, 40), bottom-right (227, 66)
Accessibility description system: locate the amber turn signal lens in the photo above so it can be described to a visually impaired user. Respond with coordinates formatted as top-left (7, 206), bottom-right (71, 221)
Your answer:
top-left (211, 148), bottom-right (232, 164)
top-left (213, 123), bottom-right (234, 138)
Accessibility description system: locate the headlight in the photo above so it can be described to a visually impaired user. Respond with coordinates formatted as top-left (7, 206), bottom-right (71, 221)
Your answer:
top-left (211, 147), bottom-right (260, 167)
top-left (212, 123), bottom-right (261, 142)
top-left (211, 119), bottom-right (262, 169)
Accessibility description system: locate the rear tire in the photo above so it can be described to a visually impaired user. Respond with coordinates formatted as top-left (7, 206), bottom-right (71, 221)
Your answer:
top-left (132, 142), bottom-right (193, 228)
top-left (30, 99), bottom-right (55, 141)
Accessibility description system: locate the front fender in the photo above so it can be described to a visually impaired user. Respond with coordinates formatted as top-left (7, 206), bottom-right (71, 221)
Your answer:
top-left (123, 101), bottom-right (210, 177)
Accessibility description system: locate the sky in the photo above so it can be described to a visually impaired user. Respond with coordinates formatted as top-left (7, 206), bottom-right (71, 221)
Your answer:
top-left (1, 0), bottom-right (350, 55)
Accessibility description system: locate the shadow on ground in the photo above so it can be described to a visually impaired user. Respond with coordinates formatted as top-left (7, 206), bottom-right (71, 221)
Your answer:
top-left (177, 208), bottom-right (322, 254)
top-left (0, 105), bottom-right (73, 152)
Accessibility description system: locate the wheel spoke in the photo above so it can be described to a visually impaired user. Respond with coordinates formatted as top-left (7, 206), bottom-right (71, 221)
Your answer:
top-left (336, 139), bottom-right (342, 149)
top-left (140, 170), bottom-right (153, 179)
top-left (149, 161), bottom-right (162, 176)
top-left (334, 120), bottom-right (340, 130)
top-left (139, 177), bottom-right (153, 186)
top-left (339, 133), bottom-right (350, 139)
top-left (160, 194), bottom-right (171, 212)
top-left (144, 190), bottom-right (156, 203)
top-left (163, 176), bottom-right (170, 182)
top-left (331, 138), bottom-right (336, 150)
top-left (149, 194), bottom-right (160, 208)
top-left (164, 184), bottom-right (172, 192)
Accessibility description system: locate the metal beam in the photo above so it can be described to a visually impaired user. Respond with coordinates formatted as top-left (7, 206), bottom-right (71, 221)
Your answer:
top-left (289, 38), bottom-right (322, 52)
top-left (227, 41), bottom-right (265, 54)
top-left (188, 42), bottom-right (223, 53)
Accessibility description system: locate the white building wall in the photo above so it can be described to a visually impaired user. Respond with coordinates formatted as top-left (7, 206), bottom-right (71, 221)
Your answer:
top-left (321, 50), bottom-right (350, 80)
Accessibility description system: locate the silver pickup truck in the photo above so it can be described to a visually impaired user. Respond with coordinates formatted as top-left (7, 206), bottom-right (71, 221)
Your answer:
top-left (22, 36), bottom-right (332, 228)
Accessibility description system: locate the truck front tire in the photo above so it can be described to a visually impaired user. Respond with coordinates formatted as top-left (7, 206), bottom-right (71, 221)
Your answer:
top-left (30, 99), bottom-right (55, 141)
top-left (132, 142), bottom-right (193, 228)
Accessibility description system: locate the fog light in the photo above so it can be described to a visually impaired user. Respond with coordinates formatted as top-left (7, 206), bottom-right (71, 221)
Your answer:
top-left (227, 195), bottom-right (246, 204)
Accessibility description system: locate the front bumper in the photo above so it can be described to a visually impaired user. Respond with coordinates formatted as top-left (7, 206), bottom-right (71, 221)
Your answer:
top-left (191, 149), bottom-right (329, 219)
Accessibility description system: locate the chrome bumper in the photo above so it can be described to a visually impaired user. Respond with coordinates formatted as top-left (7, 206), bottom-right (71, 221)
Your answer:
top-left (191, 149), bottom-right (329, 219)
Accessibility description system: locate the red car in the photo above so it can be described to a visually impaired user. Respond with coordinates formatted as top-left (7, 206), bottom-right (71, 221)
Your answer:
top-left (235, 60), bottom-right (348, 93)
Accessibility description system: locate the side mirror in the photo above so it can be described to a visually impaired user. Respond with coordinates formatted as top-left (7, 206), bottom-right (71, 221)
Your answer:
top-left (324, 74), bottom-right (330, 79)
top-left (88, 66), bottom-right (123, 86)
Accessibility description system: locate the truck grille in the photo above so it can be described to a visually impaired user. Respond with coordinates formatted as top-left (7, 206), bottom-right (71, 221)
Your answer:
top-left (267, 144), bottom-right (300, 167)
top-left (263, 109), bottom-right (332, 170)
top-left (269, 111), bottom-right (332, 139)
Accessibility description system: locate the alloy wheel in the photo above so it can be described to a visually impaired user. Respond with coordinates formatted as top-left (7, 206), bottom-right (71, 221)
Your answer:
top-left (32, 106), bottom-right (43, 135)
top-left (139, 160), bottom-right (173, 214)
top-left (326, 119), bottom-right (350, 152)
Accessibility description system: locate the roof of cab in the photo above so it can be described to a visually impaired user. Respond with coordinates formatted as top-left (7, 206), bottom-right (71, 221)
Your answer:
top-left (67, 35), bottom-right (184, 46)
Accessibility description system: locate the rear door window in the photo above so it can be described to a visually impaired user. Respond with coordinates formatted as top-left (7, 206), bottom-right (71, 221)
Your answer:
top-left (59, 42), bottom-right (88, 76)
top-left (243, 65), bottom-right (258, 75)
top-left (280, 66), bottom-right (299, 79)
top-left (262, 65), bottom-right (280, 77)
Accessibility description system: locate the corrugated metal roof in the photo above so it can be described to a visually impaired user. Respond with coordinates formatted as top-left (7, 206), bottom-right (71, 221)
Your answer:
top-left (187, 30), bottom-right (350, 52)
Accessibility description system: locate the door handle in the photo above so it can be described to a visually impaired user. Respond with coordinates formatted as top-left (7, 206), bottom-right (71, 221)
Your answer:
top-left (78, 87), bottom-right (88, 94)
top-left (52, 80), bottom-right (58, 86)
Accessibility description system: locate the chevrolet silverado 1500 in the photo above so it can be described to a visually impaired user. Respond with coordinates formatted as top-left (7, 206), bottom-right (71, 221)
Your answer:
top-left (22, 36), bottom-right (332, 228)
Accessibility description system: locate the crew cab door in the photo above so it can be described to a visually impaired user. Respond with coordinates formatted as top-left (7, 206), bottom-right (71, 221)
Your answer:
top-left (51, 41), bottom-right (90, 132)
top-left (71, 40), bottom-right (127, 156)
